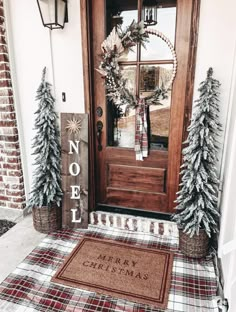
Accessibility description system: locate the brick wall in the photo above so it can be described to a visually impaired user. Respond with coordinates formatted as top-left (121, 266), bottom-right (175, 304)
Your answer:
top-left (0, 1), bottom-right (26, 211)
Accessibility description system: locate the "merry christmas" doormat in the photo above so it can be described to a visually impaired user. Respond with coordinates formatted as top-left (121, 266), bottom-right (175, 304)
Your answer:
top-left (52, 236), bottom-right (174, 309)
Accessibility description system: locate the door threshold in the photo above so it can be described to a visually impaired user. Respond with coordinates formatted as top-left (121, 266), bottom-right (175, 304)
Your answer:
top-left (96, 204), bottom-right (172, 221)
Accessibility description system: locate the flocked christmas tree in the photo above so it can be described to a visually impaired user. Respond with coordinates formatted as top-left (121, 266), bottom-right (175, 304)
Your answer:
top-left (173, 68), bottom-right (221, 237)
top-left (28, 67), bottom-right (62, 209)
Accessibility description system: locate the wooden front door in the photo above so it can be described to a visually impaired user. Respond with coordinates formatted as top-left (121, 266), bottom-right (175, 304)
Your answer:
top-left (83, 0), bottom-right (200, 214)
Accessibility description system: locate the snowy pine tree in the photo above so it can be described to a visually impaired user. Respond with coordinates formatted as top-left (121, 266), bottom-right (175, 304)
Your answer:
top-left (28, 67), bottom-right (62, 209)
top-left (173, 68), bottom-right (221, 237)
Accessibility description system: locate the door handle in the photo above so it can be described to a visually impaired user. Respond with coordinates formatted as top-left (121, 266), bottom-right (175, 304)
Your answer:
top-left (96, 120), bottom-right (103, 151)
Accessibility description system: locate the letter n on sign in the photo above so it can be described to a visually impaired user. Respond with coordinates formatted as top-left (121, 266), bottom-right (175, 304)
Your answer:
top-left (61, 113), bottom-right (88, 229)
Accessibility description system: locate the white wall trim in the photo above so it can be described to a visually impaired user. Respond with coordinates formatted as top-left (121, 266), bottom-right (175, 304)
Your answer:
top-left (218, 39), bottom-right (236, 194)
top-left (221, 240), bottom-right (236, 256)
top-left (218, 39), bottom-right (236, 258)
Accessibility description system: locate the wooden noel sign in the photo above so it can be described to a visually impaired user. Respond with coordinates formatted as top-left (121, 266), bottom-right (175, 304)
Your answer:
top-left (61, 113), bottom-right (88, 229)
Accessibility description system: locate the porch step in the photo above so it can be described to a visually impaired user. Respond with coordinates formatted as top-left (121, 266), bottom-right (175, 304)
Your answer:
top-left (90, 211), bottom-right (178, 237)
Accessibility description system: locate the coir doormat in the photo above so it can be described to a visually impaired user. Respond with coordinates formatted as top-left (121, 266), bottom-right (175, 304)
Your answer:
top-left (52, 237), bottom-right (174, 309)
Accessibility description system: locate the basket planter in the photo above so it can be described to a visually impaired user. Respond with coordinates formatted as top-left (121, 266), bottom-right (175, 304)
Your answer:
top-left (178, 228), bottom-right (209, 258)
top-left (32, 204), bottom-right (62, 234)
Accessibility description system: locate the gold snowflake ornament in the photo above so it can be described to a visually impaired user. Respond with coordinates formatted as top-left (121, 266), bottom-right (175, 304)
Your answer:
top-left (66, 117), bottom-right (82, 134)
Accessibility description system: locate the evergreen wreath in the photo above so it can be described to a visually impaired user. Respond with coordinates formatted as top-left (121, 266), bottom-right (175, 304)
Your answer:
top-left (97, 21), bottom-right (177, 111)
top-left (172, 68), bottom-right (222, 238)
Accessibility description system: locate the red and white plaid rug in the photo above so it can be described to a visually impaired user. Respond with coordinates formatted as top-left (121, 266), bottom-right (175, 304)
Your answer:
top-left (0, 212), bottom-right (219, 311)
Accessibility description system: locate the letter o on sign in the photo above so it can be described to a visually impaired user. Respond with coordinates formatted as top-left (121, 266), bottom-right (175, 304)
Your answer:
top-left (69, 162), bottom-right (80, 176)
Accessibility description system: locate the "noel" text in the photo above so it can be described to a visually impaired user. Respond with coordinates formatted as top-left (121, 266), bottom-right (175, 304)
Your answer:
top-left (69, 140), bottom-right (81, 223)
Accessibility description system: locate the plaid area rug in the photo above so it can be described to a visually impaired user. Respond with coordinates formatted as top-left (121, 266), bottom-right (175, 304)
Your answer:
top-left (0, 216), bottom-right (219, 311)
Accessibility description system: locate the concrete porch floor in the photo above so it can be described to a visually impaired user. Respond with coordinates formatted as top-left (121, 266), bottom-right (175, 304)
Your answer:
top-left (0, 215), bottom-right (46, 283)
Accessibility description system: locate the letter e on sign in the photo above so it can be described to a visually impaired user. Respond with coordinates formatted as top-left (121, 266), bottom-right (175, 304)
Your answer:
top-left (71, 185), bottom-right (80, 199)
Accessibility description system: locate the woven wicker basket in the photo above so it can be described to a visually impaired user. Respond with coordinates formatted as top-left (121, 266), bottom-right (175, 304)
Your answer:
top-left (179, 228), bottom-right (209, 258)
top-left (32, 204), bottom-right (62, 234)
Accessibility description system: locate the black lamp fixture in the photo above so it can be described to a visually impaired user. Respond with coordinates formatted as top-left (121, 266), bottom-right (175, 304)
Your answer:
top-left (36, 0), bottom-right (68, 30)
top-left (142, 0), bottom-right (158, 27)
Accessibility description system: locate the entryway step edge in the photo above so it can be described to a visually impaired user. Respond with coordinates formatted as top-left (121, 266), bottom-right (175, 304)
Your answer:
top-left (90, 211), bottom-right (178, 237)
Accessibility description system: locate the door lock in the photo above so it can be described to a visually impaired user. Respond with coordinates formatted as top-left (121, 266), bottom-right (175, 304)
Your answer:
top-left (96, 120), bottom-right (103, 151)
top-left (96, 106), bottom-right (103, 117)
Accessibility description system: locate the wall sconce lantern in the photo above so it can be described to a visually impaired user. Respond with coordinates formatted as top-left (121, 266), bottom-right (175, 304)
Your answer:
top-left (142, 0), bottom-right (158, 27)
top-left (36, 0), bottom-right (68, 30)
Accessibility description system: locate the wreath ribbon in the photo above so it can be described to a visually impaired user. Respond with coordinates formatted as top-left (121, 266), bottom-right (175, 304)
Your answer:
top-left (135, 98), bottom-right (148, 161)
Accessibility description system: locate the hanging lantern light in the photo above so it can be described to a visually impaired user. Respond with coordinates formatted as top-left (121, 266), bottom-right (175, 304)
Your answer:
top-left (142, 0), bottom-right (158, 27)
top-left (36, 0), bottom-right (68, 30)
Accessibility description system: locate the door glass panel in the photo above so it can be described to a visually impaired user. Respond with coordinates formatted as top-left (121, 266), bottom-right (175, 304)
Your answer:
top-left (140, 64), bottom-right (173, 94)
top-left (114, 107), bottom-right (136, 148)
top-left (120, 65), bottom-right (136, 95)
top-left (141, 7), bottom-right (176, 61)
top-left (106, 0), bottom-right (138, 61)
top-left (108, 66), bottom-right (136, 148)
top-left (139, 64), bottom-right (173, 150)
top-left (106, 1), bottom-right (176, 150)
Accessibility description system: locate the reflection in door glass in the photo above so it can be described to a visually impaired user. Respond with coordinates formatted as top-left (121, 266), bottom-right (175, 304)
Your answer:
top-left (141, 7), bottom-right (176, 61)
top-left (140, 64), bottom-right (173, 94)
top-left (140, 64), bottom-right (173, 150)
top-left (115, 65), bottom-right (136, 147)
top-left (108, 66), bottom-right (136, 148)
top-left (114, 107), bottom-right (136, 148)
top-left (106, 0), bottom-right (138, 61)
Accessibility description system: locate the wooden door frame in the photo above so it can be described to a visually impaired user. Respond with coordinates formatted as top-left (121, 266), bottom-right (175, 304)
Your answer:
top-left (80, 0), bottom-right (201, 216)
top-left (80, 0), bottom-right (96, 212)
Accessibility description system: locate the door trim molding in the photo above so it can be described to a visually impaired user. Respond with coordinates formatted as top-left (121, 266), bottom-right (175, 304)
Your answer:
top-left (97, 204), bottom-right (172, 221)
top-left (166, 0), bottom-right (201, 212)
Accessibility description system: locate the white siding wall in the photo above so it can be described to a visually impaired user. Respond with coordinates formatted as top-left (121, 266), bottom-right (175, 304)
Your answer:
top-left (193, 0), bottom-right (236, 167)
top-left (193, 2), bottom-right (236, 308)
top-left (218, 46), bottom-right (236, 312)
top-left (5, 0), bottom-right (84, 195)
